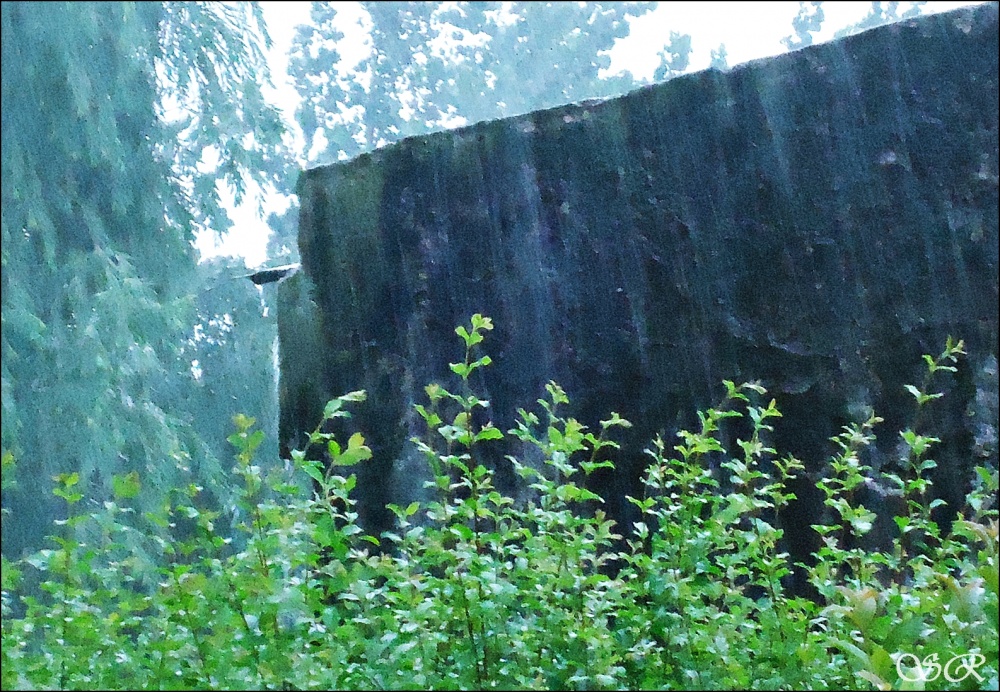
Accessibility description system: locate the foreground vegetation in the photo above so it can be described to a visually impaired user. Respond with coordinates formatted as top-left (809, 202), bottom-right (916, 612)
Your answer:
top-left (1, 316), bottom-right (996, 690)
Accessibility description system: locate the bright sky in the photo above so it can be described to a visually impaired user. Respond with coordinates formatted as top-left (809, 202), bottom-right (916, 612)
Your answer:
top-left (197, 1), bottom-right (986, 266)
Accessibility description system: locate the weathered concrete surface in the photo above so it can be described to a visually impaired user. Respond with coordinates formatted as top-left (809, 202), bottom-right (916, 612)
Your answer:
top-left (281, 3), bottom-right (999, 570)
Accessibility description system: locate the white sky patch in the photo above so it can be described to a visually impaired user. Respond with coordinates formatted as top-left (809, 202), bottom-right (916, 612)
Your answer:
top-left (308, 127), bottom-right (331, 162)
top-left (195, 177), bottom-right (293, 267)
top-left (604, 2), bottom-right (798, 81)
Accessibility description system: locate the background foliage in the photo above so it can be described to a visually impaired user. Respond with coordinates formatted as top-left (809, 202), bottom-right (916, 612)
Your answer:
top-left (1, 1), bottom-right (287, 560)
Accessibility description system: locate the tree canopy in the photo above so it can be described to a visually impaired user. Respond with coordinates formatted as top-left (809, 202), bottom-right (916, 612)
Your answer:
top-left (287, 2), bottom-right (668, 164)
top-left (1, 1), bottom-right (287, 559)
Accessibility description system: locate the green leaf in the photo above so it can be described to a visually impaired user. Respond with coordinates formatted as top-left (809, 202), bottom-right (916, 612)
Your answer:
top-left (449, 523), bottom-right (474, 541)
top-left (347, 432), bottom-right (369, 453)
top-left (547, 425), bottom-right (564, 447)
top-left (301, 460), bottom-right (325, 484)
top-left (333, 432), bottom-right (372, 466)
top-left (328, 439), bottom-right (342, 457)
top-left (545, 381), bottom-right (569, 406)
top-left (323, 399), bottom-right (343, 419)
top-left (341, 390), bottom-right (367, 403)
top-left (848, 508), bottom-right (876, 535)
top-left (600, 412), bottom-right (632, 429)
top-left (470, 314), bottom-right (493, 331)
top-left (975, 465), bottom-right (997, 487)
top-left (246, 429), bottom-right (265, 454)
top-left (580, 459), bottom-right (615, 475)
top-left (112, 471), bottom-right (141, 500)
top-left (24, 549), bottom-right (57, 571)
top-left (414, 404), bottom-right (442, 428)
top-left (54, 472), bottom-right (80, 488)
top-left (449, 362), bottom-right (471, 378)
top-left (475, 425), bottom-right (503, 442)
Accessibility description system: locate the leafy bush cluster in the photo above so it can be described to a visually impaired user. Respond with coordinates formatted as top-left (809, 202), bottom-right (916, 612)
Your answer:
top-left (1, 316), bottom-right (997, 690)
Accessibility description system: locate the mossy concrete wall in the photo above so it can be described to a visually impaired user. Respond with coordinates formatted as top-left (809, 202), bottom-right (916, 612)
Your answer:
top-left (281, 3), bottom-right (998, 570)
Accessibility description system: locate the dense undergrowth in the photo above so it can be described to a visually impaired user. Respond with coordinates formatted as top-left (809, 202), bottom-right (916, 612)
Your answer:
top-left (1, 315), bottom-right (997, 690)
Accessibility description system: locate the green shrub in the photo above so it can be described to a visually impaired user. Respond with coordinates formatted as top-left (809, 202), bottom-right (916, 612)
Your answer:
top-left (1, 320), bottom-right (996, 690)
